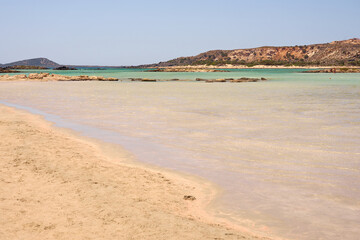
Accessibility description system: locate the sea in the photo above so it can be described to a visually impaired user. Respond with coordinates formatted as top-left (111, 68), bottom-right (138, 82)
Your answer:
top-left (1, 68), bottom-right (359, 240)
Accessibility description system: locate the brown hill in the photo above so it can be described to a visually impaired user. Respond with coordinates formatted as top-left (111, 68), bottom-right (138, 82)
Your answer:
top-left (152, 38), bottom-right (360, 67)
top-left (2, 58), bottom-right (61, 68)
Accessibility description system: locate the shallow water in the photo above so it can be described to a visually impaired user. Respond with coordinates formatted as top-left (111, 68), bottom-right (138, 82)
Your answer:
top-left (1, 69), bottom-right (360, 239)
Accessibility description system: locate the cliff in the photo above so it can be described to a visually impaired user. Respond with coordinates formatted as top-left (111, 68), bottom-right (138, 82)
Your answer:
top-left (151, 38), bottom-right (360, 67)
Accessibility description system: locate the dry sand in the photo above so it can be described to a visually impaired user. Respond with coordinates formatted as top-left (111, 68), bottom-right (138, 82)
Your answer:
top-left (0, 105), bottom-right (272, 240)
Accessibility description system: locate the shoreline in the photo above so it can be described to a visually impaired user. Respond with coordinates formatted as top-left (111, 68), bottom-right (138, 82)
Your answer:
top-left (161, 65), bottom-right (360, 69)
top-left (0, 103), bottom-right (277, 239)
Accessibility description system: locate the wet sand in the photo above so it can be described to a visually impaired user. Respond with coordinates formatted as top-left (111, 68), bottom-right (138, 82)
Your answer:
top-left (0, 105), bottom-right (272, 240)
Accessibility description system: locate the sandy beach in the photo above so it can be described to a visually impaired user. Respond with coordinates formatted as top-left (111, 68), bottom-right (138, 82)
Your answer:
top-left (0, 105), bottom-right (271, 240)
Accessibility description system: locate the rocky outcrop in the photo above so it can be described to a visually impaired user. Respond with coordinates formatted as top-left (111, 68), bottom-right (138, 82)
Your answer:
top-left (147, 38), bottom-right (360, 67)
top-left (0, 68), bottom-right (19, 73)
top-left (53, 66), bottom-right (78, 70)
top-left (0, 73), bottom-right (118, 81)
top-left (129, 78), bottom-right (157, 82)
top-left (146, 68), bottom-right (229, 72)
top-left (304, 68), bottom-right (360, 73)
top-left (0, 73), bottom-right (267, 83)
top-left (199, 77), bottom-right (267, 83)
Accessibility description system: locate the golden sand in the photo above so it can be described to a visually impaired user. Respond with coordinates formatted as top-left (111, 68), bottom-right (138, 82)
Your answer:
top-left (0, 105), bottom-right (271, 240)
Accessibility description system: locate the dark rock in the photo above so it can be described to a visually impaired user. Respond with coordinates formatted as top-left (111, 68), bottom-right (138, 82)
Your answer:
top-left (239, 77), bottom-right (260, 81)
top-left (206, 79), bottom-right (226, 83)
top-left (304, 68), bottom-right (360, 73)
top-left (146, 68), bottom-right (163, 72)
top-left (141, 78), bottom-right (157, 82)
top-left (0, 68), bottom-right (19, 73)
top-left (183, 195), bottom-right (196, 201)
top-left (230, 77), bottom-right (259, 82)
top-left (53, 66), bottom-right (78, 70)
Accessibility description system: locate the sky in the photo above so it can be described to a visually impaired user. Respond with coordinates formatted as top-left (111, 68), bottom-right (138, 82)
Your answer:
top-left (1, 0), bottom-right (360, 66)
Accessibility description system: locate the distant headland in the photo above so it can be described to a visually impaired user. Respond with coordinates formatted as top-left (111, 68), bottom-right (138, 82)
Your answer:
top-left (0, 58), bottom-right (126, 70)
top-left (145, 38), bottom-right (360, 68)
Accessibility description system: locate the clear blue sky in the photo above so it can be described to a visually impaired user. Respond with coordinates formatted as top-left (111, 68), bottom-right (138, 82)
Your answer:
top-left (1, 0), bottom-right (359, 66)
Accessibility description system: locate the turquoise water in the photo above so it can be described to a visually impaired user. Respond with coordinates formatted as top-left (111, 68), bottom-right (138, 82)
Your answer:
top-left (1, 67), bottom-right (321, 80)
top-left (1, 68), bottom-right (360, 239)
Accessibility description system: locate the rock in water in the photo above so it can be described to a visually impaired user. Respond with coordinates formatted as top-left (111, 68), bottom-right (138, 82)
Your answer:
top-left (53, 66), bottom-right (78, 70)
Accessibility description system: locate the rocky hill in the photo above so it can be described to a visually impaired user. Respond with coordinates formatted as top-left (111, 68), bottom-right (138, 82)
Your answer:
top-left (152, 38), bottom-right (360, 67)
top-left (1, 58), bottom-right (61, 68)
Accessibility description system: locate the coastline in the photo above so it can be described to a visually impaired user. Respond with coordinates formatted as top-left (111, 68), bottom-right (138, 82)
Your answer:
top-left (0, 104), bottom-right (276, 240)
top-left (162, 65), bottom-right (359, 69)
